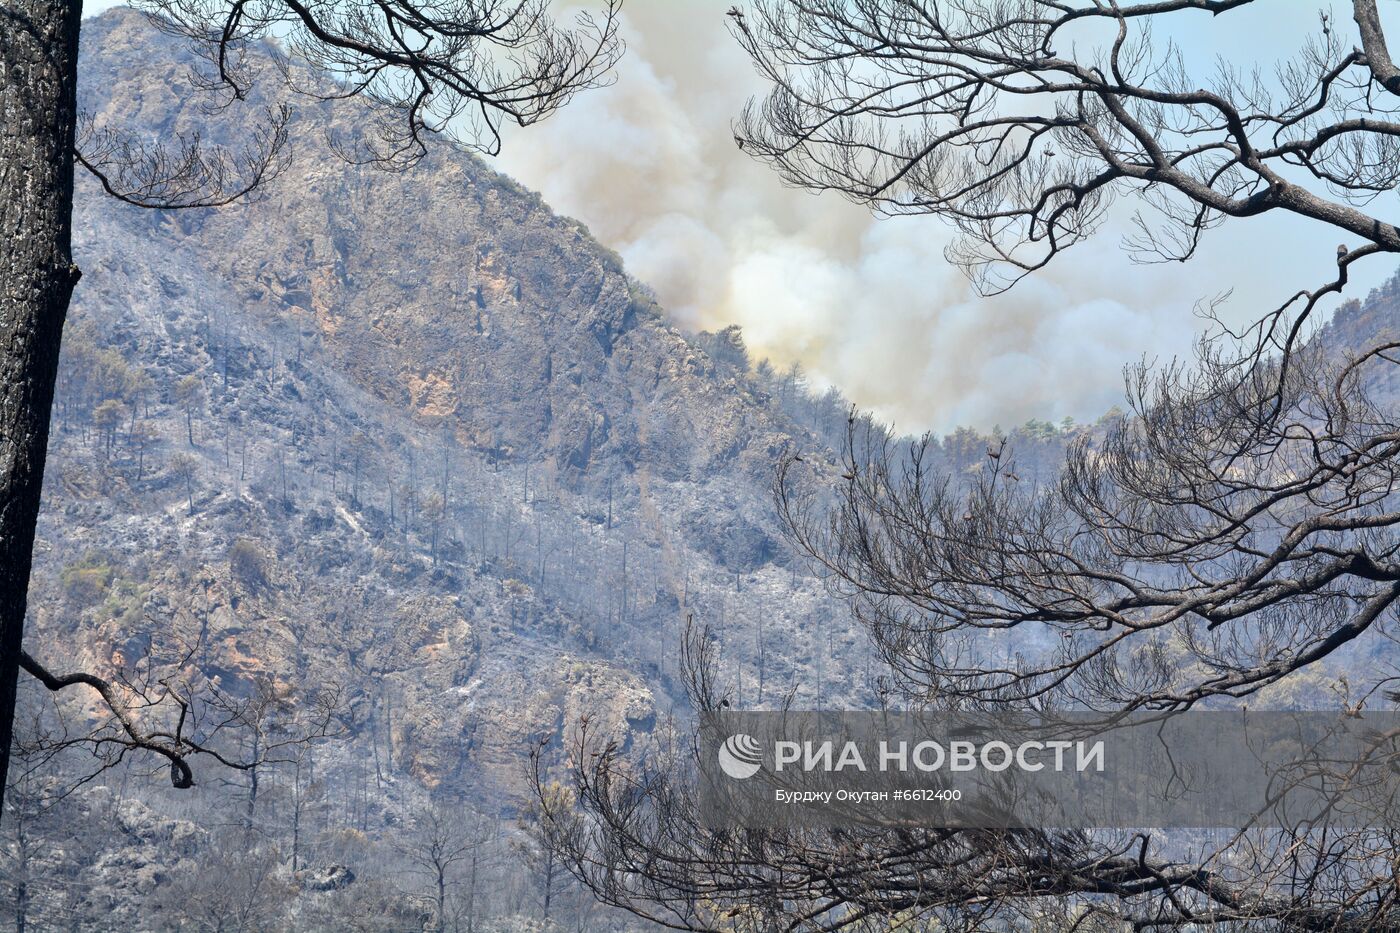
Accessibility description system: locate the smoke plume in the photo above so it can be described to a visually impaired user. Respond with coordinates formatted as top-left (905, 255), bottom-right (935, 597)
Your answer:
top-left (497, 3), bottom-right (1365, 434)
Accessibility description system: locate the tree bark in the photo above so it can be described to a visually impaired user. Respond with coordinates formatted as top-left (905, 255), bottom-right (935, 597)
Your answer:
top-left (434, 871), bottom-right (445, 933)
top-left (0, 0), bottom-right (83, 812)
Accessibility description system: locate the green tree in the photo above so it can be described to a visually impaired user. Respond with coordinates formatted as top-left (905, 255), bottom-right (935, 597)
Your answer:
top-left (422, 492), bottom-right (446, 564)
top-left (129, 420), bottom-right (157, 482)
top-left (90, 398), bottom-right (125, 458)
top-left (228, 538), bottom-right (268, 592)
top-left (347, 431), bottom-right (374, 506)
top-left (169, 453), bottom-right (197, 515)
top-left (172, 375), bottom-right (204, 447)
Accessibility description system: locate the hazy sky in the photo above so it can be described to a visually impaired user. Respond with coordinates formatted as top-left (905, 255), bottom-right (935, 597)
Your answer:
top-left (84, 1), bottom-right (1400, 433)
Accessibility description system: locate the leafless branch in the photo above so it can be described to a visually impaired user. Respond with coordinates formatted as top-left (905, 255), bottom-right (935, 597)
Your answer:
top-left (74, 104), bottom-right (291, 208)
top-left (16, 620), bottom-right (344, 792)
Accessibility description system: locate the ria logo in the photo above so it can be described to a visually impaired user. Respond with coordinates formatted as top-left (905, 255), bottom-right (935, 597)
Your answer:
top-left (718, 733), bottom-right (763, 779)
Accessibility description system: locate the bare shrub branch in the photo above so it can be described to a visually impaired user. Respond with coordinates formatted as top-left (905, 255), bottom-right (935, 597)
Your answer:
top-left (16, 614), bottom-right (343, 793)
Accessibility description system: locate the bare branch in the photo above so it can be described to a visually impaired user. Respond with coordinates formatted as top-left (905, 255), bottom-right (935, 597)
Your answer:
top-left (74, 104), bottom-right (291, 209)
top-left (18, 631), bottom-right (343, 791)
top-left (731, 0), bottom-right (1400, 295)
top-left (138, 0), bottom-right (624, 165)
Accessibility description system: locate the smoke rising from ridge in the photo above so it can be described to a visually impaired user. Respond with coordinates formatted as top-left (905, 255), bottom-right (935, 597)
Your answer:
top-left (497, 3), bottom-right (1372, 434)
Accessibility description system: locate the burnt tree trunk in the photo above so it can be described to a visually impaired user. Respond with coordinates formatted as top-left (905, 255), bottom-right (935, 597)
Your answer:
top-left (0, 0), bottom-right (83, 812)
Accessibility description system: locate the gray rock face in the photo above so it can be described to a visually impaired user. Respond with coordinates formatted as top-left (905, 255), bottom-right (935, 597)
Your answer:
top-left (42, 6), bottom-right (868, 787)
top-left (679, 496), bottom-right (780, 574)
top-left (11, 11), bottom-right (879, 929)
top-left (297, 865), bottom-right (356, 891)
top-left (20, 10), bottom-right (1400, 930)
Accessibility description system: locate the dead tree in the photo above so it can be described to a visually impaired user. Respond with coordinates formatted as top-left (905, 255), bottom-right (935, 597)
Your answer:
top-left (15, 612), bottom-right (343, 795)
top-left (722, 0), bottom-right (1400, 728)
top-left (0, 0), bottom-right (621, 811)
top-left (731, 0), bottom-right (1400, 300)
top-left (540, 2), bottom-right (1400, 928)
top-left (397, 801), bottom-right (495, 933)
top-left (538, 622), bottom-right (1400, 929)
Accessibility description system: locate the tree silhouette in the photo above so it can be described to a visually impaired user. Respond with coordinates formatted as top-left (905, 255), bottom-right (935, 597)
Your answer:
top-left (543, 2), bottom-right (1400, 928)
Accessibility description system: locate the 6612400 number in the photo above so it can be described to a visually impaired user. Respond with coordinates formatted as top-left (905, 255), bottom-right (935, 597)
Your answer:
top-left (894, 789), bottom-right (962, 802)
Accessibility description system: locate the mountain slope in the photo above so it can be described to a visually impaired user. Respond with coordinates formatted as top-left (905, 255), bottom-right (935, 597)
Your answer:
top-left (9, 10), bottom-right (892, 926)
top-left (29, 10), bottom-right (1400, 929)
top-left (33, 6), bottom-right (868, 818)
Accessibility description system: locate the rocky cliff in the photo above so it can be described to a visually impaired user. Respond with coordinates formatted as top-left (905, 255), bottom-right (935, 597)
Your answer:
top-left (21, 9), bottom-right (1399, 930)
top-left (10, 10), bottom-right (877, 928)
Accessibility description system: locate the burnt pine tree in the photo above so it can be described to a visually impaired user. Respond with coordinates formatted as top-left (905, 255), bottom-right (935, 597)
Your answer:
top-left (539, 1), bottom-right (1400, 928)
top-left (0, 0), bottom-right (621, 810)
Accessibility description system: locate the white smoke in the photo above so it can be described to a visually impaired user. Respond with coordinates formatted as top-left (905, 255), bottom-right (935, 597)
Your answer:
top-left (493, 3), bottom-right (1379, 433)
top-left (76, 2), bottom-right (1377, 433)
